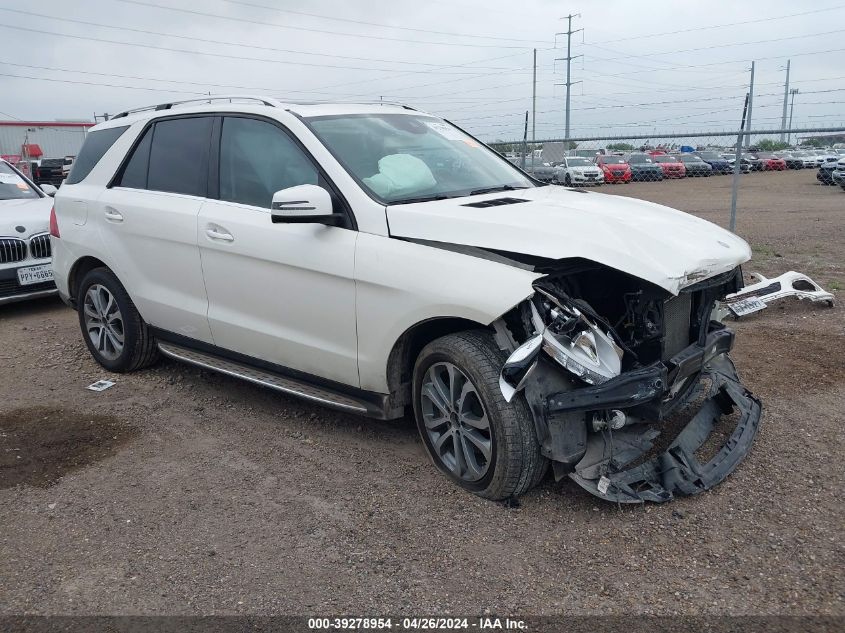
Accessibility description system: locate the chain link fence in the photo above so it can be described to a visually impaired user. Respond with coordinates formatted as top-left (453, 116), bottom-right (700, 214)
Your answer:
top-left (487, 126), bottom-right (845, 232)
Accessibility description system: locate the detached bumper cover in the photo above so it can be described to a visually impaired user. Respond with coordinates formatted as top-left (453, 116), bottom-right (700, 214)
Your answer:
top-left (568, 354), bottom-right (761, 503)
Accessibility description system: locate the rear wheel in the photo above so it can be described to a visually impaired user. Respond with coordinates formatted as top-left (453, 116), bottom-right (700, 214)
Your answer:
top-left (412, 330), bottom-right (546, 500)
top-left (78, 268), bottom-right (159, 373)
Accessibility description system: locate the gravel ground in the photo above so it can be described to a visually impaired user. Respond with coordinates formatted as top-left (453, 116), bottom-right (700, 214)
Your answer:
top-left (1, 168), bottom-right (843, 616)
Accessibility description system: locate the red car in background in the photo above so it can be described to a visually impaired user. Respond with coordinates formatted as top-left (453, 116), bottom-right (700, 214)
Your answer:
top-left (652, 154), bottom-right (687, 178)
top-left (755, 153), bottom-right (787, 171)
top-left (595, 155), bottom-right (632, 183)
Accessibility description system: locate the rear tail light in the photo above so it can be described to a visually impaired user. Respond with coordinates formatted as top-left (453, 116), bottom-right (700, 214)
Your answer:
top-left (49, 205), bottom-right (60, 238)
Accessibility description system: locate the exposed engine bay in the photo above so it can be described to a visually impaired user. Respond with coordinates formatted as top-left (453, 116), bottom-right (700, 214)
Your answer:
top-left (493, 258), bottom-right (762, 504)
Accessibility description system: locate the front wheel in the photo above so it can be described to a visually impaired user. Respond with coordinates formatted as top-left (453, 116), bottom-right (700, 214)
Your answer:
top-left (564, 174), bottom-right (572, 187)
top-left (77, 268), bottom-right (160, 373)
top-left (412, 331), bottom-right (547, 500)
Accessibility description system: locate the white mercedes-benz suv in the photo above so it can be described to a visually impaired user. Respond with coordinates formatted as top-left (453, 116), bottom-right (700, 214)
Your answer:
top-left (51, 96), bottom-right (761, 503)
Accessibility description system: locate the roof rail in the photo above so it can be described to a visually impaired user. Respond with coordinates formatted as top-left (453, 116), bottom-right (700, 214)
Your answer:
top-left (286, 99), bottom-right (417, 110)
top-left (112, 95), bottom-right (283, 119)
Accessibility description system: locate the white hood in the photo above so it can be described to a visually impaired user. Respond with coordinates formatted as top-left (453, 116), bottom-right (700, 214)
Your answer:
top-left (386, 186), bottom-right (751, 294)
top-left (0, 197), bottom-right (53, 239)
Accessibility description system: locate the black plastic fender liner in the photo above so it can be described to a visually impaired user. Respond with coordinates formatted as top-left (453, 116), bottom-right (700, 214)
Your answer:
top-left (569, 354), bottom-right (762, 504)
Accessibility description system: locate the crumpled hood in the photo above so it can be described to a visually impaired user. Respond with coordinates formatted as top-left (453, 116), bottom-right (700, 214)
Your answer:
top-left (386, 185), bottom-right (751, 294)
top-left (0, 197), bottom-right (53, 238)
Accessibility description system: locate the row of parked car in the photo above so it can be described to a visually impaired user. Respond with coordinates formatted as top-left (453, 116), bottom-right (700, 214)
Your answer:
top-left (820, 157), bottom-right (845, 190)
top-left (510, 147), bottom-right (845, 186)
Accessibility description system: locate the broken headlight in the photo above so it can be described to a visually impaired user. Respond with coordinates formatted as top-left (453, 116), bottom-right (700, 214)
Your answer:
top-left (542, 305), bottom-right (623, 385)
top-left (499, 299), bottom-right (624, 402)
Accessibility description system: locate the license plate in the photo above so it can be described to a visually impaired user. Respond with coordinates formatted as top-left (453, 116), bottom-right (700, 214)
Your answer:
top-left (728, 297), bottom-right (767, 317)
top-left (17, 264), bottom-right (54, 286)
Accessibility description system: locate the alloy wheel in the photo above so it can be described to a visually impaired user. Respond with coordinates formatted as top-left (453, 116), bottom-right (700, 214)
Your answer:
top-left (83, 284), bottom-right (125, 361)
top-left (420, 362), bottom-right (493, 482)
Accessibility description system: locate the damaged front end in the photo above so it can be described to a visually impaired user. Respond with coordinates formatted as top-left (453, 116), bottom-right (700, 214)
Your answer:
top-left (496, 262), bottom-right (762, 504)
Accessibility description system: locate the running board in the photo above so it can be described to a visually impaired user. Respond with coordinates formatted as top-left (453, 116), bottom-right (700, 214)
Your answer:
top-left (157, 341), bottom-right (380, 416)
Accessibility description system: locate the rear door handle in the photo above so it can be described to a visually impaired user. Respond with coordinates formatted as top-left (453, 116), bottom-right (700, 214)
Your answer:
top-left (205, 226), bottom-right (234, 242)
top-left (104, 207), bottom-right (124, 223)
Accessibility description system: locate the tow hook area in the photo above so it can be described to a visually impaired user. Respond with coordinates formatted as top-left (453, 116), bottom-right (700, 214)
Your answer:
top-left (568, 354), bottom-right (761, 503)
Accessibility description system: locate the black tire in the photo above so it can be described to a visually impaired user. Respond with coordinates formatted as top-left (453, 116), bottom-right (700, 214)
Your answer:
top-left (412, 330), bottom-right (547, 501)
top-left (564, 174), bottom-right (572, 187)
top-left (77, 267), bottom-right (159, 373)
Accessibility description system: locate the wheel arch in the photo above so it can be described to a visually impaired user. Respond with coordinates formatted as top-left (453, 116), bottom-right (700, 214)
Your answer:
top-left (384, 316), bottom-right (491, 413)
top-left (67, 256), bottom-right (112, 306)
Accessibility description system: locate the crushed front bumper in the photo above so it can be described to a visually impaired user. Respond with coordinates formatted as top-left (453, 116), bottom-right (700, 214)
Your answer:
top-left (545, 331), bottom-right (762, 504)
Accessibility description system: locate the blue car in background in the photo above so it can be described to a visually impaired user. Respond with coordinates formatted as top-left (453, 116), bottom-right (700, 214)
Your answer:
top-left (694, 151), bottom-right (733, 174)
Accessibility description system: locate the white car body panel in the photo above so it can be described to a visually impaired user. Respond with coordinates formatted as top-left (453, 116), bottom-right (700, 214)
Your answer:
top-left (354, 232), bottom-right (540, 392)
top-left (0, 197), bottom-right (53, 234)
top-left (97, 186), bottom-right (214, 343)
top-left (386, 186), bottom-right (751, 295)
top-left (198, 198), bottom-right (360, 386)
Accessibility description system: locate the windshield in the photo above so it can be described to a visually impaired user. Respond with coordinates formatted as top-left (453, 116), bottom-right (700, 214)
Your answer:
top-left (306, 113), bottom-right (534, 203)
top-left (627, 154), bottom-right (652, 163)
top-left (601, 157), bottom-right (627, 165)
top-left (677, 155), bottom-right (702, 162)
top-left (652, 156), bottom-right (677, 163)
top-left (697, 152), bottom-right (720, 160)
top-left (566, 158), bottom-right (592, 166)
top-left (0, 162), bottom-right (40, 200)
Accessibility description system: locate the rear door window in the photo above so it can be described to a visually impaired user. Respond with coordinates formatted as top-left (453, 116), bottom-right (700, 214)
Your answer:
top-left (147, 117), bottom-right (213, 197)
top-left (115, 126), bottom-right (153, 189)
top-left (66, 125), bottom-right (128, 184)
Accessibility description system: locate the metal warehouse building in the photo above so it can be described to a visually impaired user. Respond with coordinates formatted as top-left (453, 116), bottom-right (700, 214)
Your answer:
top-left (0, 120), bottom-right (94, 162)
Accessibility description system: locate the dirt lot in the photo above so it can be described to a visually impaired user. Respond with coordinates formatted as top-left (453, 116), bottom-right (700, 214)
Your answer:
top-left (1, 169), bottom-right (843, 616)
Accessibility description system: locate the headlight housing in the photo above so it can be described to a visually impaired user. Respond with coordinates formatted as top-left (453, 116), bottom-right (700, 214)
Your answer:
top-left (542, 305), bottom-right (622, 385)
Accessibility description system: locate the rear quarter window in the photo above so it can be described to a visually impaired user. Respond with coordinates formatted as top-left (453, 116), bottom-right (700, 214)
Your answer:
top-left (66, 126), bottom-right (128, 184)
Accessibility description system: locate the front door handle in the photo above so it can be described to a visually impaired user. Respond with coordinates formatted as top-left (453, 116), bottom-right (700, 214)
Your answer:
top-left (104, 207), bottom-right (124, 223)
top-left (205, 225), bottom-right (234, 242)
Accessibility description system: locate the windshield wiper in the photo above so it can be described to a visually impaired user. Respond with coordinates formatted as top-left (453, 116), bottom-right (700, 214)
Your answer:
top-left (389, 194), bottom-right (454, 205)
top-left (468, 185), bottom-right (529, 196)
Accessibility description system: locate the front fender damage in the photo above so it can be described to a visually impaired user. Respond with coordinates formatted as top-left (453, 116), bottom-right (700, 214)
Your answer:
top-left (495, 264), bottom-right (762, 504)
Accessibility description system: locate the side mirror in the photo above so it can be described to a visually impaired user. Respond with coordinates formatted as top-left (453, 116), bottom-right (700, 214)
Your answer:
top-left (40, 184), bottom-right (57, 197)
top-left (271, 184), bottom-right (344, 226)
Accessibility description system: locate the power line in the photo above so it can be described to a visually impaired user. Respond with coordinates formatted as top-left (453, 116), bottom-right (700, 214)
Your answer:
top-left (0, 23), bottom-right (532, 75)
top-left (583, 27), bottom-right (845, 63)
top-left (0, 110), bottom-right (24, 121)
top-left (0, 8), bottom-right (529, 71)
top-left (0, 71), bottom-right (206, 95)
top-left (114, 0), bottom-right (536, 49)
top-left (305, 51), bottom-right (530, 93)
top-left (585, 5), bottom-right (845, 45)
top-left (216, 0), bottom-right (547, 43)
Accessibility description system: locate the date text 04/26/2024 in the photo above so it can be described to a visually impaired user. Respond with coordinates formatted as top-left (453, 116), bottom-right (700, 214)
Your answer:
top-left (307, 617), bottom-right (527, 630)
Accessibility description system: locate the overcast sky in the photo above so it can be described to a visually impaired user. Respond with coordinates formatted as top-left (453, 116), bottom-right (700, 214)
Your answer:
top-left (1, 0), bottom-right (843, 141)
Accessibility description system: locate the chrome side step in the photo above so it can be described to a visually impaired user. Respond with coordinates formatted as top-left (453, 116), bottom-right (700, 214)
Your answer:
top-left (157, 341), bottom-right (371, 415)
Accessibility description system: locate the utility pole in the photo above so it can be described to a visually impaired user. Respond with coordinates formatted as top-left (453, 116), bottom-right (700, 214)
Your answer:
top-left (531, 48), bottom-right (536, 170)
top-left (780, 60), bottom-right (791, 142)
top-left (556, 14), bottom-right (582, 149)
top-left (520, 111), bottom-right (529, 170)
top-left (730, 93), bottom-right (751, 233)
top-left (787, 88), bottom-right (799, 145)
top-left (745, 61), bottom-right (755, 149)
